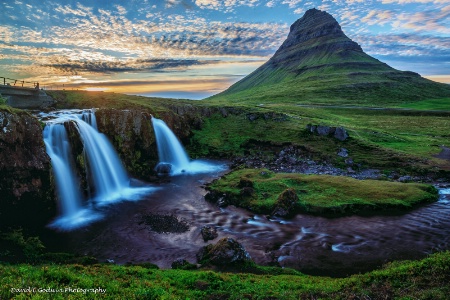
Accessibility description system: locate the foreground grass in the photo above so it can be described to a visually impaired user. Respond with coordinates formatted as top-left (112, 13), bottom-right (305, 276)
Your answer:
top-left (208, 169), bottom-right (438, 214)
top-left (1, 251), bottom-right (449, 299)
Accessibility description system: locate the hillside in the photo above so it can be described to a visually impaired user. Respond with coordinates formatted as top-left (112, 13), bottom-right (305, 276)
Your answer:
top-left (208, 8), bottom-right (450, 106)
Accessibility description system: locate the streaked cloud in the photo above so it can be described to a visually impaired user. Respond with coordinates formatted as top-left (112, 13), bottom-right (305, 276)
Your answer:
top-left (0, 0), bottom-right (448, 98)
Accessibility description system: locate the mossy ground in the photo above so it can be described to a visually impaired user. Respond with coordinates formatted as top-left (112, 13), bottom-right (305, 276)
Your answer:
top-left (208, 169), bottom-right (438, 214)
top-left (1, 251), bottom-right (449, 299)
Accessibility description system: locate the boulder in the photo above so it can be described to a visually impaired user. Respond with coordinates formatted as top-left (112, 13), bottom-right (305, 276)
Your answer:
top-left (271, 188), bottom-right (299, 217)
top-left (200, 225), bottom-right (218, 242)
top-left (316, 125), bottom-right (335, 136)
top-left (306, 124), bottom-right (349, 141)
top-left (337, 148), bottom-right (349, 158)
top-left (155, 162), bottom-right (172, 175)
top-left (196, 237), bottom-right (251, 265)
top-left (334, 127), bottom-right (349, 141)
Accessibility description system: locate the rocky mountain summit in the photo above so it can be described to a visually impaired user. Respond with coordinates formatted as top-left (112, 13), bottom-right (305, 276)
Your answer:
top-left (211, 8), bottom-right (450, 104)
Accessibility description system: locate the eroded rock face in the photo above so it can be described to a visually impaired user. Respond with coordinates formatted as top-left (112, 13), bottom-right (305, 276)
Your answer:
top-left (95, 108), bottom-right (204, 179)
top-left (95, 109), bottom-right (157, 179)
top-left (196, 237), bottom-right (251, 266)
top-left (0, 109), bottom-right (55, 228)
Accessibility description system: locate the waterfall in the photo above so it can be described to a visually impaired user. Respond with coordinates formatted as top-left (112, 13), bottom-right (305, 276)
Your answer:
top-left (151, 117), bottom-right (226, 175)
top-left (43, 124), bottom-right (83, 218)
top-left (151, 117), bottom-right (190, 174)
top-left (42, 109), bottom-right (154, 230)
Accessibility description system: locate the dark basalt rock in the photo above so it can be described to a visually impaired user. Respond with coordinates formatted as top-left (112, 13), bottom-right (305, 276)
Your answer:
top-left (200, 225), bottom-right (218, 242)
top-left (196, 237), bottom-right (251, 266)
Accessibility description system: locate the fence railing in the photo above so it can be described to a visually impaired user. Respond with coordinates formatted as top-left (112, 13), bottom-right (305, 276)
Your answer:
top-left (1, 77), bottom-right (39, 89)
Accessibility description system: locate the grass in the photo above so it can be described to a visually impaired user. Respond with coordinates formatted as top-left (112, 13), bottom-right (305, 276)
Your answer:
top-left (47, 90), bottom-right (193, 113)
top-left (1, 251), bottom-right (449, 299)
top-left (43, 91), bottom-right (450, 175)
top-left (189, 107), bottom-right (450, 175)
top-left (398, 98), bottom-right (450, 111)
top-left (208, 169), bottom-right (438, 214)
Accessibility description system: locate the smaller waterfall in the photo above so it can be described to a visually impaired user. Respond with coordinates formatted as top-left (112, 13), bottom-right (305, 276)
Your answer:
top-left (151, 117), bottom-right (226, 175)
top-left (152, 117), bottom-right (190, 174)
top-left (42, 109), bottom-right (155, 230)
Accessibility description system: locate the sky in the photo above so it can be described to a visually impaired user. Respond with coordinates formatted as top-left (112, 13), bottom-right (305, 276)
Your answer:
top-left (0, 0), bottom-right (449, 99)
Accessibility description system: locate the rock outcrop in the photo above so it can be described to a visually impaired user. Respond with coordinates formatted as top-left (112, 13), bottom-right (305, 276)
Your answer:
top-left (95, 109), bottom-right (157, 179)
top-left (0, 108), bottom-right (55, 228)
top-left (307, 124), bottom-right (349, 141)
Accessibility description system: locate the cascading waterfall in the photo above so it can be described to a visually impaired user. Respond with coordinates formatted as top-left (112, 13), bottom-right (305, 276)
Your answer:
top-left (151, 117), bottom-right (190, 174)
top-left (43, 109), bottom-right (154, 230)
top-left (43, 124), bottom-right (84, 219)
top-left (151, 116), bottom-right (226, 175)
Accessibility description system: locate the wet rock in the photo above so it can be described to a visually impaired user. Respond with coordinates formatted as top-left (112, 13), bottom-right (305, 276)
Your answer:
top-left (196, 237), bottom-right (251, 265)
top-left (337, 148), bottom-right (349, 158)
top-left (334, 127), bottom-right (349, 141)
top-left (155, 162), bottom-right (172, 175)
top-left (272, 188), bottom-right (299, 217)
top-left (171, 258), bottom-right (197, 270)
top-left (201, 225), bottom-right (218, 242)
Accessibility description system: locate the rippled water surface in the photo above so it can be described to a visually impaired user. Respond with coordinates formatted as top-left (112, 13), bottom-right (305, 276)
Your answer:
top-left (49, 165), bottom-right (450, 277)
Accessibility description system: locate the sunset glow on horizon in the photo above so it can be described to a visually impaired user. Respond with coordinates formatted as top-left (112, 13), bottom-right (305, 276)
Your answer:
top-left (1, 0), bottom-right (449, 99)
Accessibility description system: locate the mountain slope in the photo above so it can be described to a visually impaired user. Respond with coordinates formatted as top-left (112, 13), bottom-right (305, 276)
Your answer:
top-left (208, 8), bottom-right (450, 106)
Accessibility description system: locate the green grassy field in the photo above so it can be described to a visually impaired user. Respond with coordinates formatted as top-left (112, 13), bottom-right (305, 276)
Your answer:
top-left (42, 91), bottom-right (450, 175)
top-left (399, 98), bottom-right (450, 111)
top-left (207, 169), bottom-right (438, 214)
top-left (1, 251), bottom-right (449, 299)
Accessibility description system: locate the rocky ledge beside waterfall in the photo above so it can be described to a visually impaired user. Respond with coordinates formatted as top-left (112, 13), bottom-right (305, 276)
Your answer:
top-left (0, 107), bottom-right (55, 228)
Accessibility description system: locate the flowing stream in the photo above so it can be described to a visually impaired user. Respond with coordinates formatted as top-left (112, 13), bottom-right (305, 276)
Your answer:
top-left (40, 110), bottom-right (450, 277)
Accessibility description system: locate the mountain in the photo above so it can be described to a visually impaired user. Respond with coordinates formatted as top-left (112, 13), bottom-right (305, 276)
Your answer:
top-left (208, 8), bottom-right (450, 105)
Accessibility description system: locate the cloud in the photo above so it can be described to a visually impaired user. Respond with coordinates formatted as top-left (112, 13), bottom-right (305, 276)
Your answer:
top-left (194, 0), bottom-right (260, 11)
top-left (282, 0), bottom-right (302, 8)
top-left (43, 59), bottom-right (218, 75)
top-left (361, 10), bottom-right (394, 25)
top-left (381, 0), bottom-right (448, 4)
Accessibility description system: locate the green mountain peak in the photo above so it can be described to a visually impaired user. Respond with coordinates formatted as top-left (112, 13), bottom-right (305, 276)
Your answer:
top-left (209, 9), bottom-right (450, 106)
